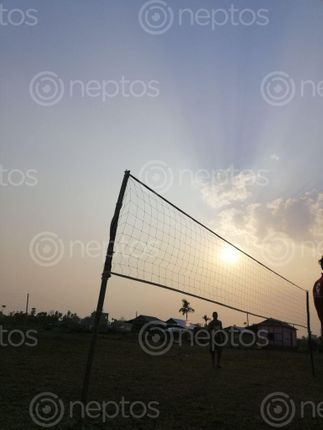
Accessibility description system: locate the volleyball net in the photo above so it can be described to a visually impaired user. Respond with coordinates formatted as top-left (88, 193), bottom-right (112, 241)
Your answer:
top-left (109, 173), bottom-right (307, 329)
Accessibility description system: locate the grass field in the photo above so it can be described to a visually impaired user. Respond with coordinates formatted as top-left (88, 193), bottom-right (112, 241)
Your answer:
top-left (1, 332), bottom-right (323, 430)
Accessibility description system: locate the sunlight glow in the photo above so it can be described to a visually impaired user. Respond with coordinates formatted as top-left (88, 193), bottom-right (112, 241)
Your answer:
top-left (220, 246), bottom-right (239, 265)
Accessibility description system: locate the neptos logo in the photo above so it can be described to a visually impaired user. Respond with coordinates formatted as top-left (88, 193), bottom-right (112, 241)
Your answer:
top-left (0, 165), bottom-right (38, 187)
top-left (0, 4), bottom-right (38, 26)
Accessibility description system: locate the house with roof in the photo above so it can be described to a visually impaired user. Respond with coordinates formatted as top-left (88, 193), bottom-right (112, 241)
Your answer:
top-left (166, 318), bottom-right (187, 328)
top-left (127, 315), bottom-right (166, 332)
top-left (249, 318), bottom-right (297, 348)
top-left (224, 325), bottom-right (256, 348)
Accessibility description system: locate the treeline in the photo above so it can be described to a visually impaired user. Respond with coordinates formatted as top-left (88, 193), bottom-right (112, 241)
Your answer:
top-left (0, 310), bottom-right (109, 333)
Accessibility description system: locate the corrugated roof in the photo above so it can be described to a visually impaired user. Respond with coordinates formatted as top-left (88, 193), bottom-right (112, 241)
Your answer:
top-left (250, 318), bottom-right (297, 330)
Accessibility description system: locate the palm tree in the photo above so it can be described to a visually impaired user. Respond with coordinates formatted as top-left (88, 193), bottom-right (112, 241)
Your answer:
top-left (179, 299), bottom-right (195, 322)
top-left (202, 315), bottom-right (210, 327)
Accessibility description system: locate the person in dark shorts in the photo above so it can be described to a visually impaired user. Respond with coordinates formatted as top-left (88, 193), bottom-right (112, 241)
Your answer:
top-left (313, 256), bottom-right (323, 341)
top-left (207, 311), bottom-right (224, 368)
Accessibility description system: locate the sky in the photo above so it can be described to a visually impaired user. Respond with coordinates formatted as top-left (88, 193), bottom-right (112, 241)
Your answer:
top-left (1, 0), bottom-right (323, 335)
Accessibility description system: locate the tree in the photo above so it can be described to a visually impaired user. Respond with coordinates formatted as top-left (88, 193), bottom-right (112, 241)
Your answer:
top-left (0, 305), bottom-right (6, 319)
top-left (202, 315), bottom-right (210, 327)
top-left (179, 299), bottom-right (195, 322)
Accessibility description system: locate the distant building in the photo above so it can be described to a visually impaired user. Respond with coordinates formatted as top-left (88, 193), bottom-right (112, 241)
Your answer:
top-left (249, 318), bottom-right (297, 348)
top-left (127, 315), bottom-right (165, 332)
top-left (224, 325), bottom-right (255, 348)
top-left (166, 318), bottom-right (187, 328)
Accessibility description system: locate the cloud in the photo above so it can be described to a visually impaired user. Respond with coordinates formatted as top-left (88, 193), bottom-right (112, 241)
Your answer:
top-left (198, 167), bottom-right (269, 209)
top-left (216, 191), bottom-right (323, 244)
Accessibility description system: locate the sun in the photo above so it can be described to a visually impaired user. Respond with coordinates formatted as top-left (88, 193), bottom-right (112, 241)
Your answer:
top-left (220, 245), bottom-right (239, 265)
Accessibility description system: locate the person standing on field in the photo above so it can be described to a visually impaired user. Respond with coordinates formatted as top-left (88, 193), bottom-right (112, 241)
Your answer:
top-left (313, 257), bottom-right (323, 342)
top-left (207, 311), bottom-right (224, 368)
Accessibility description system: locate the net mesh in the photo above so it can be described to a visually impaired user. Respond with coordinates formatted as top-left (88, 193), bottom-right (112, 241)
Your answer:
top-left (112, 175), bottom-right (306, 328)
